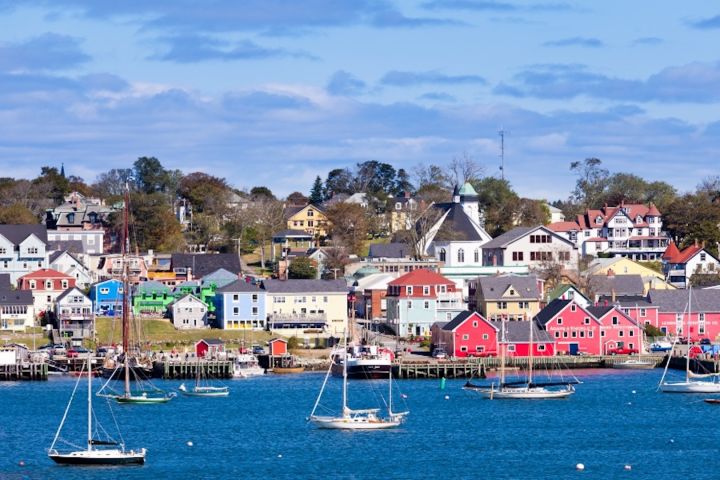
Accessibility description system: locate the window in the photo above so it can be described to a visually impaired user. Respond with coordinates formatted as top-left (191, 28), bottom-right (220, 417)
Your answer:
top-left (482, 333), bottom-right (489, 340)
top-left (423, 286), bottom-right (430, 295)
top-left (507, 345), bottom-right (516, 352)
top-left (99, 287), bottom-right (109, 294)
top-left (463, 334), bottom-right (469, 340)
top-left (0, 248), bottom-right (5, 254)
top-left (457, 249), bottom-right (465, 263)
top-left (473, 321), bottom-right (478, 328)
top-left (538, 344), bottom-right (546, 351)
top-left (571, 331), bottom-right (577, 338)
top-left (424, 301), bottom-right (430, 309)
top-left (519, 301), bottom-right (529, 309)
top-left (323, 296), bottom-right (328, 303)
top-left (233, 307), bottom-right (239, 315)
top-left (619, 331), bottom-right (624, 337)
top-left (571, 304), bottom-right (576, 312)
top-left (438, 248), bottom-right (446, 262)
top-left (629, 330), bottom-right (634, 337)
top-left (580, 331), bottom-right (585, 338)
top-left (601, 330), bottom-right (606, 337)
top-left (701, 253), bottom-right (707, 261)
top-left (563, 332), bottom-right (568, 338)
top-left (30, 280), bottom-right (36, 289)
top-left (497, 302), bottom-right (507, 309)
top-left (307, 209), bottom-right (314, 217)
top-left (407, 286), bottom-right (413, 295)
top-left (252, 307), bottom-right (258, 315)
top-left (46, 280), bottom-right (52, 289)
top-left (588, 331), bottom-right (594, 338)
top-left (460, 346), bottom-right (468, 352)
top-left (61, 280), bottom-right (68, 289)
top-left (395, 202), bottom-right (402, 210)
top-left (27, 247), bottom-right (39, 255)
top-left (307, 220), bottom-right (314, 227)
top-left (474, 249), bottom-right (479, 263)
top-left (557, 318), bottom-right (563, 325)
top-left (584, 317), bottom-right (590, 325)
top-left (555, 331), bottom-right (560, 338)
top-left (640, 308), bottom-right (646, 317)
top-left (275, 296), bottom-right (285, 303)
top-left (407, 301), bottom-right (412, 309)
top-left (612, 316), bottom-right (618, 325)
top-left (512, 252), bottom-right (524, 261)
top-left (233, 294), bottom-right (239, 301)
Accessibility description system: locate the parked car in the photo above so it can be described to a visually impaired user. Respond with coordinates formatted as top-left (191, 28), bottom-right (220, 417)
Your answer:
top-left (96, 345), bottom-right (116, 356)
top-left (431, 348), bottom-right (448, 359)
top-left (700, 338), bottom-right (712, 345)
top-left (67, 347), bottom-right (91, 358)
top-left (608, 347), bottom-right (638, 355)
top-left (252, 345), bottom-right (265, 355)
top-left (650, 341), bottom-right (672, 352)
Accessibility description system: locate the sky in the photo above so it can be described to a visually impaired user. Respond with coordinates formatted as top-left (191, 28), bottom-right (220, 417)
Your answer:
top-left (1, 1), bottom-right (719, 200)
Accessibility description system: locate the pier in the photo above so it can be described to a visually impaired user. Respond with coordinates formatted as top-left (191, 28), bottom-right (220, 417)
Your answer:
top-left (0, 362), bottom-right (47, 380)
top-left (394, 354), bottom-right (666, 379)
top-left (158, 360), bottom-right (234, 379)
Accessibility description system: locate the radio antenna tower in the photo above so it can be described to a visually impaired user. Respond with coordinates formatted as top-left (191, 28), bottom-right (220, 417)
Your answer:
top-left (498, 128), bottom-right (506, 181)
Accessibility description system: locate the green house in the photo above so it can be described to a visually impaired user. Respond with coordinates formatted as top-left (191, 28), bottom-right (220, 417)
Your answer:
top-left (133, 280), bottom-right (173, 315)
top-left (173, 280), bottom-right (220, 313)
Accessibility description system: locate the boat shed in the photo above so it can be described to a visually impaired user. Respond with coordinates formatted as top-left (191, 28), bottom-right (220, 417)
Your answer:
top-left (268, 338), bottom-right (288, 356)
top-left (195, 338), bottom-right (225, 358)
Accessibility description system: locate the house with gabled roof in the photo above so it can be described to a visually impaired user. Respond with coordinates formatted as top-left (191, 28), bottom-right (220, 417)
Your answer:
top-left (548, 202), bottom-right (668, 260)
top-left (18, 268), bottom-right (75, 316)
top-left (55, 287), bottom-right (93, 343)
top-left (49, 250), bottom-right (92, 288)
top-left (284, 204), bottom-right (329, 238)
top-left (588, 273), bottom-right (645, 302)
top-left (585, 256), bottom-right (675, 293)
top-left (89, 278), bottom-right (124, 317)
top-left (132, 280), bottom-right (172, 315)
top-left (546, 283), bottom-right (591, 307)
top-left (385, 269), bottom-right (466, 337)
top-left (662, 240), bottom-right (720, 288)
top-left (0, 289), bottom-right (35, 331)
top-left (214, 279), bottom-right (265, 330)
top-left (0, 224), bottom-right (50, 284)
top-left (201, 268), bottom-right (239, 290)
top-left (171, 253), bottom-right (242, 281)
top-left (481, 225), bottom-right (578, 270)
top-left (587, 305), bottom-right (643, 354)
top-left (475, 274), bottom-right (543, 321)
top-left (170, 294), bottom-right (209, 330)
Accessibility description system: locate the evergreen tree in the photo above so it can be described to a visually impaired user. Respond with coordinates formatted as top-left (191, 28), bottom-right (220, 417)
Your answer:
top-left (309, 176), bottom-right (324, 204)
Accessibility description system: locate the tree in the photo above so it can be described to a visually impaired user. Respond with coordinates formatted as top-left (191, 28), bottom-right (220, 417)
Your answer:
top-left (309, 176), bottom-right (324, 204)
top-left (249, 198), bottom-right (286, 269)
top-left (570, 158), bottom-right (609, 209)
top-left (288, 257), bottom-right (317, 279)
top-left (114, 192), bottom-right (185, 252)
top-left (393, 168), bottom-right (414, 196)
top-left (397, 203), bottom-right (444, 259)
top-left (324, 168), bottom-right (354, 198)
top-left (35, 166), bottom-right (69, 204)
top-left (664, 192), bottom-right (720, 257)
top-left (134, 157), bottom-right (168, 194)
top-left (177, 172), bottom-right (230, 215)
top-left (322, 245), bottom-right (350, 279)
top-left (354, 160), bottom-right (396, 195)
top-left (449, 153), bottom-right (483, 185)
top-left (93, 168), bottom-right (134, 197)
top-left (287, 191), bottom-right (308, 206)
top-left (516, 198), bottom-right (550, 226)
top-left (413, 163), bottom-right (453, 193)
top-left (471, 177), bottom-right (520, 236)
top-left (325, 203), bottom-right (368, 255)
top-left (0, 203), bottom-right (38, 224)
top-left (250, 186), bottom-right (275, 200)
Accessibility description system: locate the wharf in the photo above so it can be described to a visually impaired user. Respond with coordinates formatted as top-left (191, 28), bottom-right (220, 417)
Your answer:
top-left (664, 355), bottom-right (720, 374)
top-left (158, 360), bottom-right (234, 379)
top-left (394, 354), bottom-right (666, 379)
top-left (0, 362), bottom-right (47, 380)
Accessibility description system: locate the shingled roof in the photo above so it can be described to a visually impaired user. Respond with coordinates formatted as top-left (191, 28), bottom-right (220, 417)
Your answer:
top-left (262, 278), bottom-right (347, 293)
top-left (647, 289), bottom-right (720, 313)
top-left (588, 274), bottom-right (645, 297)
top-left (367, 243), bottom-right (411, 259)
top-left (0, 224), bottom-right (48, 245)
top-left (431, 203), bottom-right (487, 242)
top-left (476, 275), bottom-right (541, 301)
top-left (171, 253), bottom-right (242, 277)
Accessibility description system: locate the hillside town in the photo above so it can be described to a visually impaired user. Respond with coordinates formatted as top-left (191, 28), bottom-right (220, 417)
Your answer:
top-left (1, 157), bottom-right (719, 363)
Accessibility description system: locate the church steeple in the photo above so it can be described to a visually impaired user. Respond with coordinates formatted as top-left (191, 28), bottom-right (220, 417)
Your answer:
top-left (60, 163), bottom-right (65, 178)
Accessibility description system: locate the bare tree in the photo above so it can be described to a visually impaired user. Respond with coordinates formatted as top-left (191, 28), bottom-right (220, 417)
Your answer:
top-left (396, 203), bottom-right (444, 259)
top-left (449, 152), bottom-right (484, 185)
top-left (251, 198), bottom-right (286, 269)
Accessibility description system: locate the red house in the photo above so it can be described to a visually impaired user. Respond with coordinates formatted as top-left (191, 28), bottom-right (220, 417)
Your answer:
top-left (195, 338), bottom-right (225, 358)
top-left (536, 299), bottom-right (602, 355)
top-left (18, 268), bottom-right (75, 291)
top-left (268, 338), bottom-right (288, 356)
top-left (588, 306), bottom-right (643, 354)
top-left (432, 311), bottom-right (555, 358)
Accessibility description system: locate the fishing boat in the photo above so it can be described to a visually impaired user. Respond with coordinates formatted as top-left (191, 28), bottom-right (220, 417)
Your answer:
top-left (613, 323), bottom-right (656, 369)
top-left (659, 288), bottom-right (720, 393)
top-left (232, 353), bottom-right (265, 378)
top-left (48, 346), bottom-right (146, 465)
top-left (464, 317), bottom-right (578, 399)
top-left (308, 327), bottom-right (408, 429)
top-left (96, 185), bottom-right (174, 405)
top-left (331, 344), bottom-right (393, 380)
top-left (179, 359), bottom-right (229, 397)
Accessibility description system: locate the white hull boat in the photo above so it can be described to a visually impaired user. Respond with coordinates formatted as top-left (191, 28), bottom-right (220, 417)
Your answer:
top-left (659, 381), bottom-right (720, 393)
top-left (478, 385), bottom-right (575, 399)
top-left (233, 355), bottom-right (265, 378)
top-left (613, 359), bottom-right (656, 370)
top-left (179, 383), bottom-right (229, 397)
top-left (49, 448), bottom-right (146, 465)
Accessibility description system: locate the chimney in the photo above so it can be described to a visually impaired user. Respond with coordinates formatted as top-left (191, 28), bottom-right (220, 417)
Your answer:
top-left (187, 267), bottom-right (193, 281)
top-left (695, 239), bottom-right (699, 248)
top-left (611, 288), bottom-right (616, 303)
top-left (702, 240), bottom-right (706, 248)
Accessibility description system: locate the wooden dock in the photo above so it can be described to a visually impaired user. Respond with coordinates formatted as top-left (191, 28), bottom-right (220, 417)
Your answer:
top-left (395, 354), bottom-right (666, 379)
top-left (158, 360), bottom-right (234, 379)
top-left (0, 362), bottom-right (48, 380)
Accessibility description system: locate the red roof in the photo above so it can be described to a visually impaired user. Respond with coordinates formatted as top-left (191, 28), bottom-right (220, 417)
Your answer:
top-left (388, 268), bottom-right (454, 286)
top-left (673, 245), bottom-right (703, 264)
top-left (662, 241), bottom-right (680, 261)
top-left (547, 221), bottom-right (581, 232)
top-left (18, 268), bottom-right (72, 280)
top-left (646, 203), bottom-right (661, 216)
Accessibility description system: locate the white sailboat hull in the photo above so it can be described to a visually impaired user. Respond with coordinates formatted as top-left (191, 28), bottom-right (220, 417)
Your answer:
top-left (613, 360), bottom-right (656, 370)
top-left (660, 381), bottom-right (720, 393)
top-left (309, 415), bottom-right (401, 430)
top-left (478, 386), bottom-right (575, 399)
top-left (232, 366), bottom-right (265, 378)
top-left (48, 448), bottom-right (146, 465)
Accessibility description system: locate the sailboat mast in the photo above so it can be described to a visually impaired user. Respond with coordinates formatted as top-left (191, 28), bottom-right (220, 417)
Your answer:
top-left (500, 317), bottom-right (506, 386)
top-left (122, 186), bottom-right (131, 397)
top-left (686, 288), bottom-right (692, 383)
top-left (342, 327), bottom-right (348, 412)
top-left (528, 316), bottom-right (534, 385)
top-left (87, 352), bottom-right (92, 451)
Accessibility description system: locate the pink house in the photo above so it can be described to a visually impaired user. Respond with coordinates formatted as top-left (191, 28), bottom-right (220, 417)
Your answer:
top-left (432, 311), bottom-right (555, 358)
top-left (536, 299), bottom-right (601, 355)
top-left (588, 306), bottom-right (643, 354)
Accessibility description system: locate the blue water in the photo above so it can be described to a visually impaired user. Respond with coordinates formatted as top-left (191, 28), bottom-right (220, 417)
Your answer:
top-left (0, 369), bottom-right (717, 479)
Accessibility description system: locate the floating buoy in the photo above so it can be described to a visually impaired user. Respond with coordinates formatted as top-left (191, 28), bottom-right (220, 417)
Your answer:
top-left (576, 463), bottom-right (585, 471)
top-left (187, 441), bottom-right (194, 447)
top-left (632, 390), bottom-right (636, 394)
top-left (401, 393), bottom-right (408, 399)
top-left (627, 402), bottom-right (632, 405)
top-left (440, 377), bottom-right (446, 390)
top-left (624, 465), bottom-right (632, 471)
top-left (18, 460), bottom-right (25, 467)
top-left (669, 439), bottom-right (675, 444)
top-left (278, 454), bottom-right (283, 458)
top-left (444, 395), bottom-right (450, 400)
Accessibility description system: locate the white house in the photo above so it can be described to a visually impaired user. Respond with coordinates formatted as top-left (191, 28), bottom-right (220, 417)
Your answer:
top-left (170, 294), bottom-right (209, 330)
top-left (55, 287), bottom-right (93, 344)
top-left (662, 241), bottom-right (720, 288)
top-left (0, 225), bottom-right (49, 284)
top-left (49, 250), bottom-right (93, 288)
top-left (0, 290), bottom-right (35, 332)
top-left (481, 225), bottom-right (578, 270)
top-left (548, 203), bottom-right (667, 260)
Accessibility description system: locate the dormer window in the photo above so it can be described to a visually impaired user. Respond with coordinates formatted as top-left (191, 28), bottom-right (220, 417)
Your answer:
top-left (595, 216), bottom-right (603, 224)
top-left (307, 209), bottom-right (314, 217)
top-left (636, 215), bottom-right (642, 224)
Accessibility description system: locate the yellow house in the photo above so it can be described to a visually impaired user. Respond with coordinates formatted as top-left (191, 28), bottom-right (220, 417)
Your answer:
top-left (475, 275), bottom-right (543, 321)
top-left (586, 257), bottom-right (675, 294)
top-left (284, 204), bottom-right (330, 238)
top-left (263, 278), bottom-right (348, 338)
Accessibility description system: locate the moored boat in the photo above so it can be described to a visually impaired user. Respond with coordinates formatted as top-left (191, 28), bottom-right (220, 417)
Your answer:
top-left (232, 354), bottom-right (264, 378)
top-left (331, 344), bottom-right (393, 379)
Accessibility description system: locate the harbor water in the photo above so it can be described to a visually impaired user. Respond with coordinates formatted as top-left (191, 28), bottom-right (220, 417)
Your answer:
top-left (0, 368), bottom-right (717, 479)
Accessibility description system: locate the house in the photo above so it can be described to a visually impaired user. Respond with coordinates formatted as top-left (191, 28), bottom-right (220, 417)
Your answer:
top-left (481, 225), bottom-right (578, 270)
top-left (546, 284), bottom-right (591, 308)
top-left (0, 224), bottom-right (50, 284)
top-left (263, 279), bottom-right (348, 338)
top-left (352, 273), bottom-right (395, 320)
top-left (49, 250), bottom-right (92, 288)
top-left (385, 269), bottom-right (466, 337)
top-left (268, 338), bottom-right (288, 356)
top-left (546, 204), bottom-right (565, 223)
top-left (195, 338), bottom-right (225, 358)
top-left (585, 257), bottom-right (675, 293)
top-left (271, 230), bottom-right (315, 260)
top-left (364, 242), bottom-right (442, 277)
top-left (45, 191), bottom-right (114, 253)
top-left (171, 253), bottom-right (242, 281)
top-left (588, 273), bottom-right (645, 302)
top-left (170, 294), bottom-right (209, 330)
top-left (536, 299), bottom-right (641, 355)
top-left (386, 193), bottom-right (422, 233)
top-left (284, 204), bottom-right (329, 238)
top-left (0, 290), bottom-right (35, 331)
top-left (55, 287), bottom-right (93, 344)
top-left (475, 274), bottom-right (543, 321)
top-left (95, 254), bottom-right (148, 284)
top-left (662, 241), bottom-right (720, 288)
top-left (548, 202), bottom-right (668, 260)
top-left (214, 279), bottom-right (266, 330)
top-left (201, 268), bottom-right (239, 290)
top-left (89, 279), bottom-right (124, 316)
top-left (132, 281), bottom-right (173, 315)
top-left (172, 281), bottom-right (218, 314)
top-left (431, 311), bottom-right (555, 358)
top-left (17, 268), bottom-right (76, 316)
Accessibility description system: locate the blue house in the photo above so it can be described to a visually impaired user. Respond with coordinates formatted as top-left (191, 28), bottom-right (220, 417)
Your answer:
top-left (214, 280), bottom-right (266, 330)
top-left (89, 279), bottom-right (124, 317)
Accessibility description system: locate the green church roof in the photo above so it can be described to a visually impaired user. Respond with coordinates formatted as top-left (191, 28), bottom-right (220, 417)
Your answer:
top-left (458, 182), bottom-right (477, 196)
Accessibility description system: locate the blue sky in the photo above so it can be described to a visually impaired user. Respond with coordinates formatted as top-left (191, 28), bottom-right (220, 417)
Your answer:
top-left (1, 1), bottom-right (719, 200)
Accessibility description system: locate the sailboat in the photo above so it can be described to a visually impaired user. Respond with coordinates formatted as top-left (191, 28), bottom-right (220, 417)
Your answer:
top-left (308, 328), bottom-right (408, 429)
top-left (97, 185), bottom-right (174, 405)
top-left (48, 344), bottom-right (146, 465)
top-left (179, 359), bottom-right (229, 397)
top-left (659, 288), bottom-right (720, 393)
top-left (464, 317), bottom-right (578, 399)
top-left (613, 318), bottom-right (655, 369)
